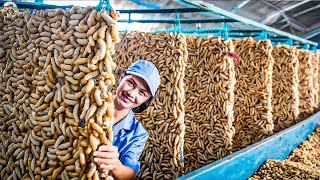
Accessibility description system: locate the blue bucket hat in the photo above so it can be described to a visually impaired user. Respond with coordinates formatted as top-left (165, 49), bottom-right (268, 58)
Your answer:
top-left (126, 60), bottom-right (160, 97)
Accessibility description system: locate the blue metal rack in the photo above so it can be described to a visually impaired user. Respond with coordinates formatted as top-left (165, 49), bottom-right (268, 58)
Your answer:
top-left (0, 1), bottom-right (74, 9)
top-left (178, 111), bottom-right (320, 180)
top-left (0, 0), bottom-right (317, 49)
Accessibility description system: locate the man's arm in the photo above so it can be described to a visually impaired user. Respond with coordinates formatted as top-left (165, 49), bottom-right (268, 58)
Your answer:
top-left (93, 145), bottom-right (135, 180)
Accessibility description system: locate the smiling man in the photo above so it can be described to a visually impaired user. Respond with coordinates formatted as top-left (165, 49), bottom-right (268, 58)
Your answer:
top-left (93, 60), bottom-right (160, 179)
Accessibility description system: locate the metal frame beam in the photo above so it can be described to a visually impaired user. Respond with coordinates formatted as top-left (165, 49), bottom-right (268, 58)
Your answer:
top-left (302, 29), bottom-right (320, 39)
top-left (273, 3), bottom-right (320, 31)
top-left (0, 1), bottom-right (208, 13)
top-left (231, 0), bottom-right (251, 13)
top-left (261, 0), bottom-right (312, 24)
top-left (130, 0), bottom-right (161, 9)
top-left (260, 0), bottom-right (307, 32)
top-left (0, 1), bottom-right (74, 9)
top-left (117, 19), bottom-right (238, 24)
top-left (119, 8), bottom-right (207, 14)
top-left (181, 0), bottom-right (317, 46)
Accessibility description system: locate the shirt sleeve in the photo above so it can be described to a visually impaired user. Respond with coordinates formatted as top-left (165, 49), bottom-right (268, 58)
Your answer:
top-left (119, 130), bottom-right (148, 175)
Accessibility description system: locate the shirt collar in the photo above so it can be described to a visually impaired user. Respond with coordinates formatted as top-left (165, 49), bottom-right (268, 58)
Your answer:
top-left (123, 110), bottom-right (135, 130)
top-left (113, 110), bottom-right (135, 133)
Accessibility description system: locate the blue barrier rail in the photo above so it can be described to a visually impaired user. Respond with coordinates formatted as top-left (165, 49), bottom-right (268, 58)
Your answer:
top-left (178, 111), bottom-right (320, 180)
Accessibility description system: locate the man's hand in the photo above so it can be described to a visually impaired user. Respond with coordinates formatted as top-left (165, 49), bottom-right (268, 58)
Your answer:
top-left (93, 145), bottom-right (121, 170)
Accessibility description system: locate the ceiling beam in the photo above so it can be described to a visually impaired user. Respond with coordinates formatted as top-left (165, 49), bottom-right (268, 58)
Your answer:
top-left (181, 0), bottom-right (317, 45)
top-left (231, 0), bottom-right (251, 13)
top-left (302, 29), bottom-right (320, 39)
top-left (261, 0), bottom-right (312, 24)
top-left (272, 3), bottom-right (320, 29)
top-left (260, 0), bottom-right (307, 32)
top-left (130, 0), bottom-right (161, 9)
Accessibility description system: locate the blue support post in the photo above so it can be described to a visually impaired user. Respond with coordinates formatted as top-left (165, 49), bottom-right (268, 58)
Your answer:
top-left (221, 23), bottom-right (229, 39)
top-left (126, 13), bottom-right (133, 33)
top-left (175, 11), bottom-right (181, 34)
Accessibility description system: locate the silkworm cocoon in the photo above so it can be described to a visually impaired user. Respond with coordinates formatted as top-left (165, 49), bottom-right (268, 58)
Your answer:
top-left (81, 78), bottom-right (95, 93)
top-left (40, 167), bottom-right (54, 177)
top-left (110, 8), bottom-right (119, 20)
top-left (35, 103), bottom-right (49, 112)
top-left (101, 11), bottom-right (116, 26)
top-left (110, 25), bottom-right (120, 43)
top-left (90, 134), bottom-right (100, 151)
top-left (65, 118), bottom-right (78, 127)
top-left (60, 29), bottom-right (74, 41)
top-left (85, 104), bottom-right (97, 121)
top-left (70, 13), bottom-right (84, 20)
top-left (87, 22), bottom-right (100, 36)
top-left (74, 72), bottom-right (85, 80)
top-left (96, 38), bottom-right (107, 61)
top-left (60, 64), bottom-right (73, 71)
top-left (87, 10), bottom-right (97, 27)
top-left (79, 65), bottom-right (91, 73)
top-left (79, 147), bottom-right (86, 165)
top-left (69, 19), bottom-right (80, 26)
top-left (80, 94), bottom-right (90, 119)
top-left (88, 63), bottom-right (98, 71)
top-left (65, 91), bottom-right (83, 100)
top-left (65, 76), bottom-right (79, 85)
top-left (58, 142), bottom-right (72, 150)
top-left (52, 166), bottom-right (63, 180)
top-left (89, 36), bottom-right (95, 46)
top-left (96, 101), bottom-right (109, 124)
top-left (82, 70), bottom-right (99, 83)
top-left (74, 58), bottom-right (89, 65)
top-left (109, 73), bottom-right (116, 85)
top-left (98, 24), bottom-right (108, 39)
top-left (91, 121), bottom-right (103, 134)
top-left (54, 135), bottom-right (65, 148)
top-left (73, 104), bottom-right (80, 123)
top-left (94, 88), bottom-right (103, 106)
top-left (81, 6), bottom-right (92, 14)
top-left (64, 99), bottom-right (78, 106)
top-left (77, 38), bottom-right (89, 45)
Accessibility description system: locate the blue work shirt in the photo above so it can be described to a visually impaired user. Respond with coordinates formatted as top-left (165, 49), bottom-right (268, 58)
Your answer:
top-left (112, 110), bottom-right (148, 175)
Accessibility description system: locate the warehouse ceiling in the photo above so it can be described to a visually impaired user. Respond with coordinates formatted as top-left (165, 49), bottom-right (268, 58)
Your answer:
top-left (205, 0), bottom-right (320, 42)
top-left (109, 0), bottom-right (320, 44)
top-left (37, 0), bottom-right (320, 44)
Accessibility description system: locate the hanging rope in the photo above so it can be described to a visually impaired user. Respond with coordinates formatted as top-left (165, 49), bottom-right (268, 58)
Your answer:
top-left (174, 11), bottom-right (181, 34)
top-left (155, 10), bottom-right (181, 34)
top-left (126, 13), bottom-right (133, 33)
top-left (256, 29), bottom-right (268, 40)
top-left (284, 38), bottom-right (293, 46)
top-left (303, 43), bottom-right (309, 50)
top-left (221, 23), bottom-right (229, 39)
top-left (35, 0), bottom-right (43, 4)
top-left (311, 45), bottom-right (317, 53)
top-left (96, 0), bottom-right (112, 11)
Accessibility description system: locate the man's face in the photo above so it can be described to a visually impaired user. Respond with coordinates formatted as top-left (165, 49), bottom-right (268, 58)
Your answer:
top-left (114, 74), bottom-right (151, 110)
